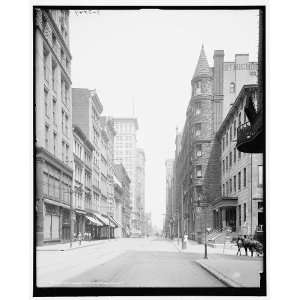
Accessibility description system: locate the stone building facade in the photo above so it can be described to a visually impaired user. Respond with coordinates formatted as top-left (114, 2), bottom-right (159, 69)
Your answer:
top-left (215, 84), bottom-right (263, 236)
top-left (114, 163), bottom-right (131, 237)
top-left (72, 125), bottom-right (94, 237)
top-left (113, 118), bottom-right (138, 235)
top-left (35, 9), bottom-right (73, 245)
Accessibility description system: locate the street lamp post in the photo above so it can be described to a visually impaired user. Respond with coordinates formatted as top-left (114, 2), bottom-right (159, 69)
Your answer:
top-left (69, 187), bottom-right (74, 248)
top-left (204, 204), bottom-right (208, 259)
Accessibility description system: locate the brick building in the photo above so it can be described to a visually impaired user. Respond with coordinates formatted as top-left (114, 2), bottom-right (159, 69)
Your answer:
top-left (173, 45), bottom-right (259, 243)
top-left (173, 45), bottom-right (223, 242)
top-left (35, 9), bottom-right (73, 245)
top-left (214, 84), bottom-right (263, 235)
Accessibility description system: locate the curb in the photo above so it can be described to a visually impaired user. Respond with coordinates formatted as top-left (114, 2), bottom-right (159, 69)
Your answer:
top-left (195, 259), bottom-right (243, 287)
top-left (37, 239), bottom-right (113, 252)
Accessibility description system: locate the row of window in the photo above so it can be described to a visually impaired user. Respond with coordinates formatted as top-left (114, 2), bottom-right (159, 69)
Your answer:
top-left (222, 147), bottom-right (242, 174)
top-left (43, 46), bottom-right (70, 103)
top-left (222, 165), bottom-right (263, 196)
top-left (222, 111), bottom-right (247, 152)
top-left (222, 168), bottom-right (246, 196)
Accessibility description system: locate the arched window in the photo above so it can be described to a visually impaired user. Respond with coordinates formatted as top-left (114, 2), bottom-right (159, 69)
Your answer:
top-left (229, 82), bottom-right (236, 93)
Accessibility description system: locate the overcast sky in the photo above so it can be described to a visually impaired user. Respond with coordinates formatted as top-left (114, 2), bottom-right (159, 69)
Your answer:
top-left (70, 9), bottom-right (259, 229)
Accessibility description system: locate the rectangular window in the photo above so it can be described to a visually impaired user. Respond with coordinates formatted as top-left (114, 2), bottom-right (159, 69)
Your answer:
top-left (243, 167), bottom-right (247, 187)
top-left (195, 123), bottom-right (201, 136)
top-left (234, 148), bottom-right (236, 163)
top-left (61, 110), bottom-right (65, 133)
top-left (52, 98), bottom-right (56, 125)
top-left (238, 112), bottom-right (242, 126)
top-left (222, 184), bottom-right (225, 196)
top-left (226, 181), bottom-right (228, 196)
top-left (229, 178), bottom-right (232, 194)
top-left (66, 144), bottom-right (69, 163)
top-left (226, 156), bottom-right (228, 172)
top-left (234, 175), bottom-right (236, 192)
top-left (222, 160), bottom-right (225, 175)
top-left (195, 144), bottom-right (202, 157)
top-left (44, 89), bottom-right (48, 116)
top-left (52, 61), bottom-right (56, 92)
top-left (238, 205), bottom-right (241, 226)
top-left (234, 120), bottom-right (237, 138)
top-left (61, 78), bottom-right (65, 103)
top-left (238, 172), bottom-right (241, 190)
top-left (229, 152), bottom-right (232, 168)
top-left (62, 141), bottom-right (65, 161)
top-left (229, 126), bottom-right (232, 142)
top-left (243, 203), bottom-right (246, 222)
top-left (195, 103), bottom-right (201, 115)
top-left (45, 125), bottom-right (49, 150)
top-left (222, 137), bottom-right (225, 151)
top-left (196, 166), bottom-right (202, 178)
top-left (238, 150), bottom-right (241, 160)
top-left (53, 132), bottom-right (57, 155)
top-left (258, 165), bottom-right (263, 186)
top-left (226, 132), bottom-right (228, 146)
top-left (65, 114), bottom-right (68, 136)
top-left (43, 48), bottom-right (49, 82)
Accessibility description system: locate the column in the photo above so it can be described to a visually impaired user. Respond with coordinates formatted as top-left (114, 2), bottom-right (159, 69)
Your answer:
top-left (36, 157), bottom-right (45, 246)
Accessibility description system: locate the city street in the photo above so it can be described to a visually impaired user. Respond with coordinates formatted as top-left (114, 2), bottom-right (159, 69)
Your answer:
top-left (37, 237), bottom-right (224, 287)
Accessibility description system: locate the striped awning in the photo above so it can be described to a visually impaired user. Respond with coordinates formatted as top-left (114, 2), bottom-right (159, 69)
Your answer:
top-left (85, 215), bottom-right (103, 226)
top-left (94, 213), bottom-right (110, 226)
top-left (102, 214), bottom-right (117, 228)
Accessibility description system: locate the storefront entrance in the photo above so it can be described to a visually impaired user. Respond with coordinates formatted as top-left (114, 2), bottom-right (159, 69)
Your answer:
top-left (44, 203), bottom-right (60, 241)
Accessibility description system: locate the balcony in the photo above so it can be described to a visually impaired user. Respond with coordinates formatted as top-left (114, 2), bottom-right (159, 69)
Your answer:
top-left (236, 109), bottom-right (264, 153)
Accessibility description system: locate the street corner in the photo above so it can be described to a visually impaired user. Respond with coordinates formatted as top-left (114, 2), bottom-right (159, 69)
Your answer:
top-left (195, 259), bottom-right (243, 288)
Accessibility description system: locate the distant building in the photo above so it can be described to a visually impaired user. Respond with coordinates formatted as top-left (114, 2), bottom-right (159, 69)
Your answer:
top-left (215, 84), bottom-right (263, 235)
top-left (113, 118), bottom-right (139, 232)
top-left (165, 159), bottom-right (174, 238)
top-left (223, 55), bottom-right (258, 118)
top-left (135, 148), bottom-right (146, 234)
top-left (114, 163), bottom-right (131, 237)
top-left (35, 9), bottom-right (73, 245)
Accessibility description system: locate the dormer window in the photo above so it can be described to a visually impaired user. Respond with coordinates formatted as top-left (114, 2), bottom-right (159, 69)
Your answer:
top-left (196, 166), bottom-right (202, 178)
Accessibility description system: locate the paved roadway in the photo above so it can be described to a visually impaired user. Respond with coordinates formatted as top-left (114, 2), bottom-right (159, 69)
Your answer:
top-left (37, 237), bottom-right (224, 287)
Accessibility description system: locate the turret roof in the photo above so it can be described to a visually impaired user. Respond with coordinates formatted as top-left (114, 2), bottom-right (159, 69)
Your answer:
top-left (193, 44), bottom-right (210, 79)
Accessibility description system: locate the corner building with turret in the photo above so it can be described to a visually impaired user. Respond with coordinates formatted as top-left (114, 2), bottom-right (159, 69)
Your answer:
top-left (174, 46), bottom-right (223, 243)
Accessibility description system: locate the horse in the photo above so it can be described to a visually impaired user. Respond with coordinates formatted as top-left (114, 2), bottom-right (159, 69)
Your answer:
top-left (236, 236), bottom-right (263, 257)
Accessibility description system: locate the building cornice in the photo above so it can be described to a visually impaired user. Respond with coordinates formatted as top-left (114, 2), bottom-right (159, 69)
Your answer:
top-left (36, 146), bottom-right (73, 176)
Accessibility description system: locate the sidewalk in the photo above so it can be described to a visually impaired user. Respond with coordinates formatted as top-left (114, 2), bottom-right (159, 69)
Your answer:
top-left (172, 239), bottom-right (263, 287)
top-left (36, 238), bottom-right (119, 252)
top-left (173, 238), bottom-right (238, 256)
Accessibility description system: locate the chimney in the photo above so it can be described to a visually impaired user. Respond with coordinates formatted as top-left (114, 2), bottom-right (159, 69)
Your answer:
top-left (213, 50), bottom-right (224, 96)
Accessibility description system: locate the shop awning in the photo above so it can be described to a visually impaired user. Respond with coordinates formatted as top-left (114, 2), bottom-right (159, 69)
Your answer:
top-left (85, 215), bottom-right (103, 226)
top-left (44, 198), bottom-right (70, 209)
top-left (102, 214), bottom-right (117, 228)
top-left (94, 213), bottom-right (110, 226)
top-left (110, 216), bottom-right (122, 228)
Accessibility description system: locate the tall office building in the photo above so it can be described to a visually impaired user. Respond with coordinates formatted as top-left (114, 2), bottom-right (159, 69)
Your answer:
top-left (35, 9), bottom-right (73, 245)
top-left (113, 118), bottom-right (138, 233)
